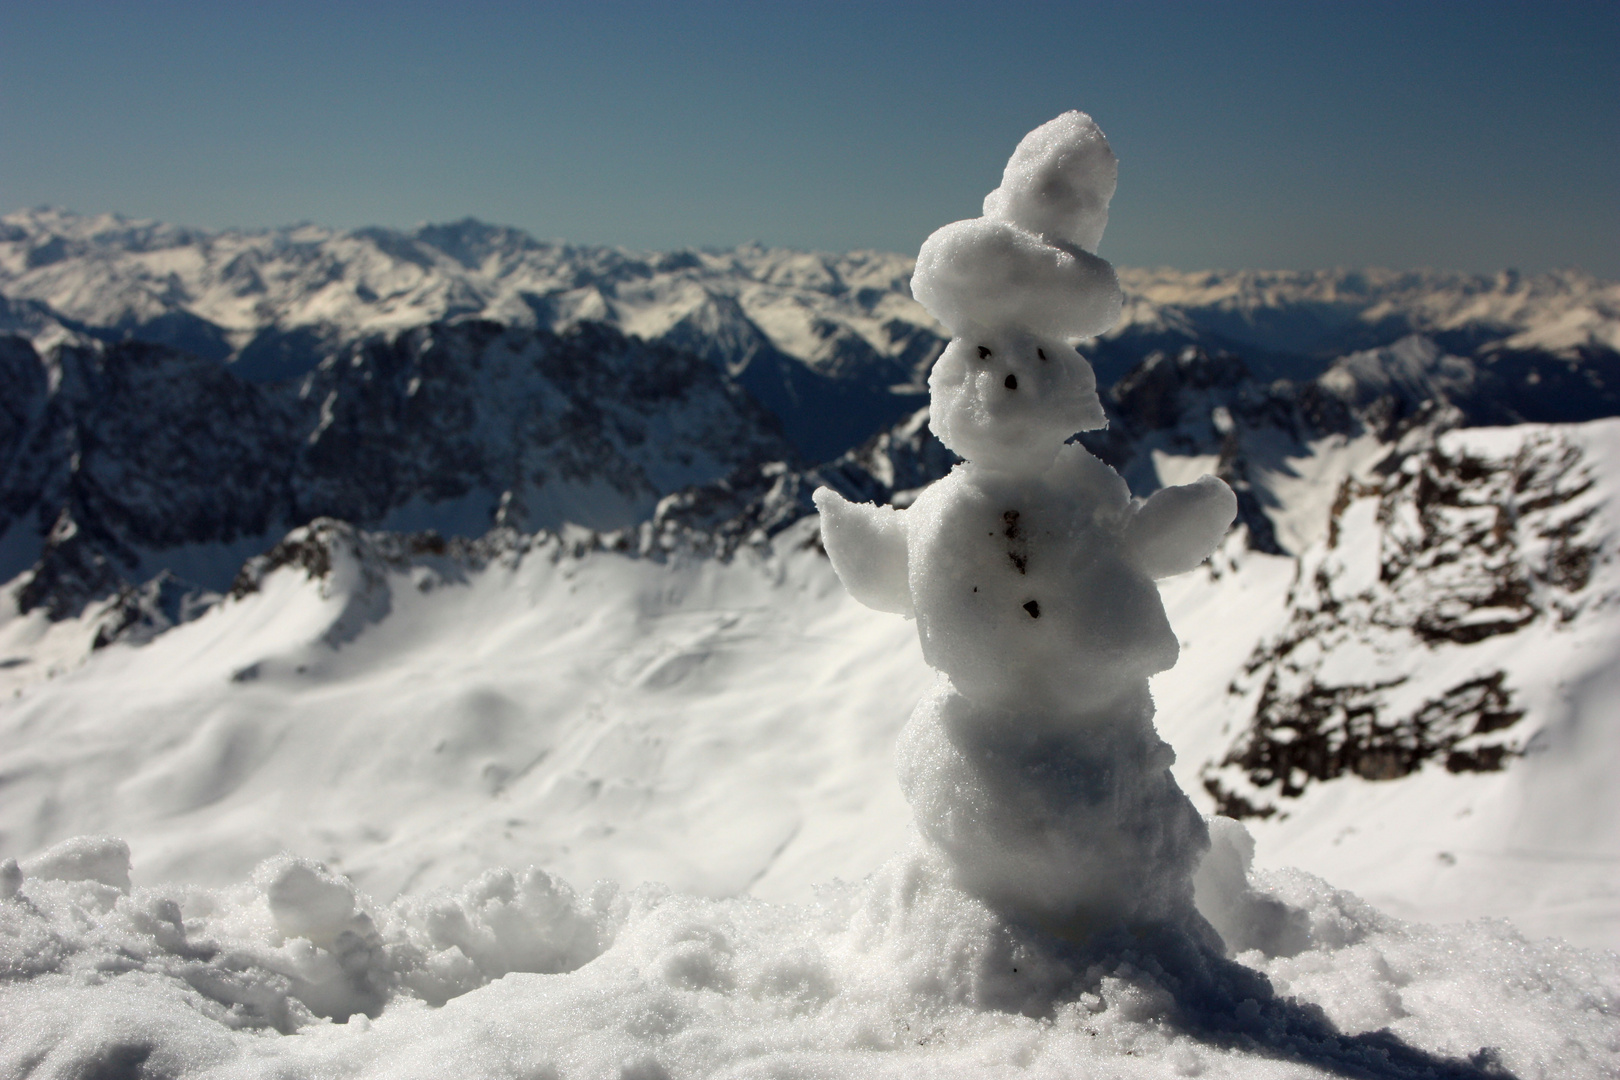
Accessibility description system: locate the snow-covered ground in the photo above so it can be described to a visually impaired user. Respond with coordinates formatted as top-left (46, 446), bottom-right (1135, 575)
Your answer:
top-left (8, 421), bottom-right (1618, 951)
top-left (0, 517), bottom-right (923, 903)
top-left (2, 502), bottom-right (1617, 1074)
top-left (3, 421), bottom-right (1619, 1072)
top-left (6, 830), bottom-right (1616, 1079)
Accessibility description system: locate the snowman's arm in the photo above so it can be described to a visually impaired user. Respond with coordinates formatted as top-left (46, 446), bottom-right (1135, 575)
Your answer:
top-left (812, 487), bottom-right (914, 616)
top-left (1121, 474), bottom-right (1237, 579)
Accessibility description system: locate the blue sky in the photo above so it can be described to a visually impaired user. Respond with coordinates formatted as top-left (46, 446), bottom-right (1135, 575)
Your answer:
top-left (2, 1), bottom-right (1616, 275)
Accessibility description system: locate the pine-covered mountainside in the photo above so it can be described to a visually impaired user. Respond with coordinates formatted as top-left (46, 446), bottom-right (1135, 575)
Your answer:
top-left (3, 208), bottom-right (1620, 949)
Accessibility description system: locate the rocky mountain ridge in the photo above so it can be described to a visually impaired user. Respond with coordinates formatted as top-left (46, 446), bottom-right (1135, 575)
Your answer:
top-left (6, 209), bottom-right (1619, 453)
top-left (1201, 423), bottom-right (1611, 819)
top-left (0, 320), bottom-right (791, 622)
top-left (656, 328), bottom-right (1620, 563)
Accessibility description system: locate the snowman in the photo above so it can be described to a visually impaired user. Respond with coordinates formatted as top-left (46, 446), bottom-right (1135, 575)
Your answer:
top-left (814, 113), bottom-right (1236, 939)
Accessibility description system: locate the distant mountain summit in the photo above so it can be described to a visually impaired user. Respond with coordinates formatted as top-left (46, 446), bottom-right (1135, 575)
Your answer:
top-left (5, 208), bottom-right (1616, 413)
top-left (0, 210), bottom-right (939, 461)
top-left (1113, 265), bottom-right (1620, 359)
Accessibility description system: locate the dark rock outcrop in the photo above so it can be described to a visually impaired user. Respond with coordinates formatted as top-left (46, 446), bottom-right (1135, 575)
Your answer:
top-left (1203, 429), bottom-right (1602, 817)
top-left (0, 320), bottom-right (794, 617)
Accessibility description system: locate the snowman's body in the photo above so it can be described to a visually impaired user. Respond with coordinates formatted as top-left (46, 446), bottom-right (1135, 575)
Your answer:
top-left (814, 112), bottom-right (1237, 938)
top-left (908, 447), bottom-right (1177, 715)
top-left (819, 443), bottom-right (1231, 935)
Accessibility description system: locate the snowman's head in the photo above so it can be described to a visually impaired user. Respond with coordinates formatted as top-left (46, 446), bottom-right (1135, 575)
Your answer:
top-left (912, 219), bottom-right (1117, 472)
top-left (927, 326), bottom-right (1106, 472)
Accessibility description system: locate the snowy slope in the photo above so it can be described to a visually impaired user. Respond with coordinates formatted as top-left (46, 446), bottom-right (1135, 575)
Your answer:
top-left (3, 423), bottom-right (1619, 954)
top-left (2, 427), bottom-right (1619, 1078)
top-left (1141, 415), bottom-right (1620, 950)
top-left (0, 518), bottom-right (926, 903)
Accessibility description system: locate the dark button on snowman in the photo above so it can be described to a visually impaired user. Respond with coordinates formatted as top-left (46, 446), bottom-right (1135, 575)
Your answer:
top-left (815, 113), bottom-right (1237, 939)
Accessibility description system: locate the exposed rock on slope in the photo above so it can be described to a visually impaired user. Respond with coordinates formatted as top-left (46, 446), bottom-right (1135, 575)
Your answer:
top-left (1203, 426), bottom-right (1611, 818)
top-left (649, 406), bottom-right (959, 557)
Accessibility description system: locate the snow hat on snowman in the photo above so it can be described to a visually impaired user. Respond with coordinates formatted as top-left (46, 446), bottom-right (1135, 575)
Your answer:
top-left (911, 112), bottom-right (1123, 470)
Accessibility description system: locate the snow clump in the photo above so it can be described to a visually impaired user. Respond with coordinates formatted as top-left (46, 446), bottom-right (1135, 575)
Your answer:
top-left (1, 840), bottom-right (1615, 1078)
top-left (816, 110), bottom-right (1238, 940)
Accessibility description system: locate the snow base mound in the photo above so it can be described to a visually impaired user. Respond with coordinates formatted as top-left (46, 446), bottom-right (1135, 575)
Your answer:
top-left (3, 836), bottom-right (1615, 1079)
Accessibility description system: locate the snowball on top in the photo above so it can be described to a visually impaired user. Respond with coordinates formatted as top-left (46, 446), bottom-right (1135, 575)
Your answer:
top-left (981, 110), bottom-right (1117, 255)
top-left (911, 218), bottom-right (1121, 342)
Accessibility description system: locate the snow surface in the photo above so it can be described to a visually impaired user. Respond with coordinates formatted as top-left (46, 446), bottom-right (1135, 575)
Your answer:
top-left (0, 518), bottom-right (923, 902)
top-left (4, 832), bottom-right (1617, 1079)
top-left (6, 416), bottom-right (1615, 946)
top-left (1, 425), bottom-right (1618, 1072)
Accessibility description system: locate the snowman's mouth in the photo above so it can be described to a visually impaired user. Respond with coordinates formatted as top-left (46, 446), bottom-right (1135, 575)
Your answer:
top-left (1004, 374), bottom-right (1018, 390)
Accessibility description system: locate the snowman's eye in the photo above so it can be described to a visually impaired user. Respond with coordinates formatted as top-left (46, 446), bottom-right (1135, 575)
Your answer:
top-left (1037, 348), bottom-right (1047, 361)
top-left (977, 346), bottom-right (992, 359)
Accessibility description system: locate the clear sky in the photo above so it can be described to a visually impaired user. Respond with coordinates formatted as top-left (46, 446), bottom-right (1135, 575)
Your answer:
top-left (2, 1), bottom-right (1616, 275)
